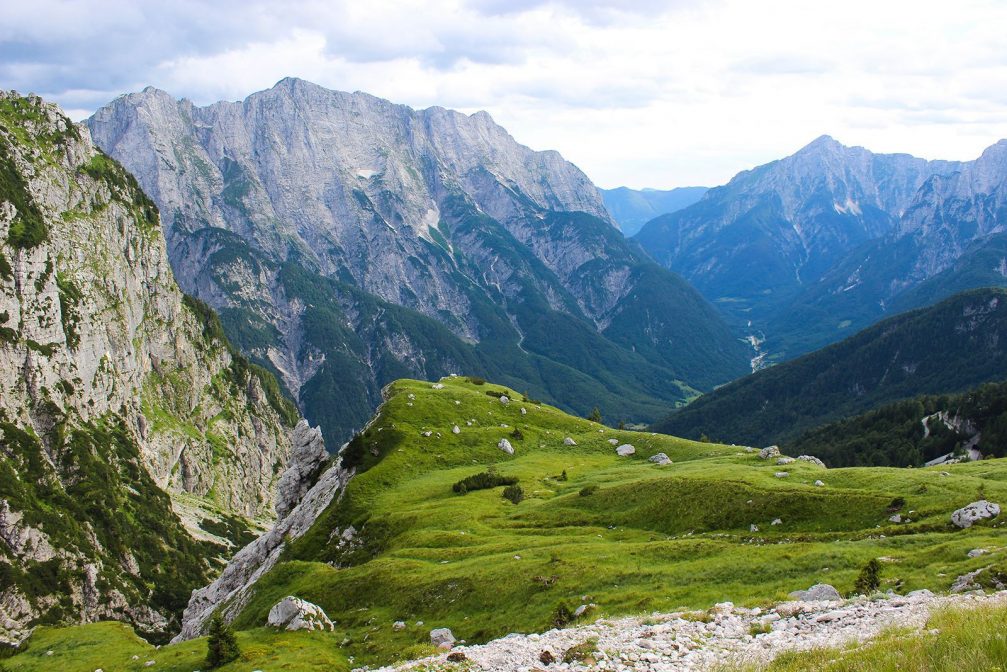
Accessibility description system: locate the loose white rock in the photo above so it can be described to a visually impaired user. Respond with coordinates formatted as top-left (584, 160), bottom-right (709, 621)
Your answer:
top-left (616, 444), bottom-right (636, 457)
top-left (759, 446), bottom-right (781, 460)
top-left (649, 452), bottom-right (672, 465)
top-left (498, 438), bottom-right (515, 455)
top-left (563, 437), bottom-right (577, 446)
top-left (951, 500), bottom-right (1000, 528)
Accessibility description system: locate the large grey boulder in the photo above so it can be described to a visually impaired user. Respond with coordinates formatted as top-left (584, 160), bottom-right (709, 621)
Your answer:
top-left (267, 596), bottom-right (335, 631)
top-left (498, 438), bottom-right (515, 455)
top-left (951, 500), bottom-right (1000, 528)
top-left (788, 584), bottom-right (842, 602)
top-left (648, 452), bottom-right (672, 465)
top-left (797, 455), bottom-right (827, 468)
top-left (616, 444), bottom-right (636, 457)
top-left (430, 627), bottom-right (456, 648)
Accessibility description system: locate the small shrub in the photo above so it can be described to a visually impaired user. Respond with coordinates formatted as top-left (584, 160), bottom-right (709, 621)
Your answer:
top-left (467, 376), bottom-right (486, 385)
top-left (503, 484), bottom-right (524, 504)
top-left (510, 428), bottom-right (524, 441)
top-left (749, 621), bottom-right (772, 636)
top-left (854, 558), bottom-right (882, 595)
top-left (205, 614), bottom-right (240, 668)
top-left (562, 638), bottom-right (598, 664)
top-left (453, 471), bottom-right (518, 494)
top-left (552, 603), bottom-right (574, 628)
top-left (579, 484), bottom-right (598, 497)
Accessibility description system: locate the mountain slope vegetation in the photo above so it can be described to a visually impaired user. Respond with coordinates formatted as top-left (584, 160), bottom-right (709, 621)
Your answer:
top-left (652, 288), bottom-right (1007, 448)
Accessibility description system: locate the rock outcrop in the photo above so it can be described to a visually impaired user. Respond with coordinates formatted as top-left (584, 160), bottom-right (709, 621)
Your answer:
top-left (951, 500), bottom-right (1001, 529)
top-left (267, 596), bottom-right (335, 631)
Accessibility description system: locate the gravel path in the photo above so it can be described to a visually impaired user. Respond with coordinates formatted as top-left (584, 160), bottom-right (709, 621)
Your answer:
top-left (368, 589), bottom-right (1007, 671)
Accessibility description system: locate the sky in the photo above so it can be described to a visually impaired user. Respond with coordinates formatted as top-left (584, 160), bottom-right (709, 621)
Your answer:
top-left (2, 0), bottom-right (1006, 189)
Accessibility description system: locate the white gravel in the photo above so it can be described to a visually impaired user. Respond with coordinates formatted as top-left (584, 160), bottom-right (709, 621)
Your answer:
top-left (367, 590), bottom-right (1007, 671)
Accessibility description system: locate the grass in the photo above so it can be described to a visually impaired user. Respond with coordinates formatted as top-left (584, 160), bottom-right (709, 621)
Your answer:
top-left (752, 601), bottom-right (1007, 671)
top-left (16, 376), bottom-right (1007, 669)
top-left (3, 621), bottom-right (349, 672)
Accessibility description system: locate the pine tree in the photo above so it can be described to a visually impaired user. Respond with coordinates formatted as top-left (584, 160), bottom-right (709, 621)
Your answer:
top-left (853, 558), bottom-right (881, 595)
top-left (206, 614), bottom-right (240, 668)
top-left (587, 407), bottom-right (602, 423)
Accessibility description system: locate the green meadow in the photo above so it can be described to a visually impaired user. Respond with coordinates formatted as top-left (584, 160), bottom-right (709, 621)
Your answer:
top-left (10, 376), bottom-right (1007, 670)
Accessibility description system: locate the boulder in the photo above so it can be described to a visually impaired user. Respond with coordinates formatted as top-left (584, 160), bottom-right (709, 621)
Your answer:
top-left (968, 548), bottom-right (989, 558)
top-left (267, 596), bottom-right (335, 631)
top-left (432, 383), bottom-right (445, 389)
top-left (430, 628), bottom-right (456, 648)
top-left (392, 620), bottom-right (406, 631)
top-left (776, 457), bottom-right (795, 465)
top-left (498, 438), bottom-right (515, 455)
top-left (750, 524), bottom-right (759, 532)
top-left (759, 446), bottom-right (780, 460)
top-left (771, 518), bottom-right (782, 526)
top-left (563, 437), bottom-right (577, 446)
top-left (616, 444), bottom-right (636, 457)
top-left (648, 452), bottom-right (672, 465)
top-left (499, 395), bottom-right (510, 404)
top-left (520, 407), bottom-right (527, 415)
top-left (774, 472), bottom-right (789, 478)
top-left (787, 584), bottom-right (842, 602)
top-left (608, 438), bottom-right (619, 445)
top-left (814, 480), bottom-right (825, 487)
top-left (452, 425), bottom-right (460, 434)
top-left (889, 514), bottom-right (902, 523)
top-left (951, 500), bottom-right (1001, 528)
top-left (797, 455), bottom-right (827, 468)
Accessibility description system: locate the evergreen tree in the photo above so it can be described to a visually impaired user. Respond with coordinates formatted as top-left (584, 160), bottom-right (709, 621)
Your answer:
top-left (853, 558), bottom-right (881, 595)
top-left (587, 407), bottom-right (602, 423)
top-left (206, 614), bottom-right (240, 668)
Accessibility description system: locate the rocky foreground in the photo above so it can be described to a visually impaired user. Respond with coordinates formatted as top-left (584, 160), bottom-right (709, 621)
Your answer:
top-left (372, 589), bottom-right (1007, 671)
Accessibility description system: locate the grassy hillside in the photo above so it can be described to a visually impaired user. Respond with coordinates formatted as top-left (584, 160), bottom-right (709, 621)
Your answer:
top-left (13, 374), bottom-right (1007, 670)
top-left (653, 288), bottom-right (1007, 448)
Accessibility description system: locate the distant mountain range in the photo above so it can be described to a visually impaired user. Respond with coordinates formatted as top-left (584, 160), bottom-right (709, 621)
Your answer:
top-left (653, 288), bottom-right (1007, 449)
top-left (634, 136), bottom-right (1007, 361)
top-left (88, 78), bottom-right (749, 447)
top-left (600, 186), bottom-right (707, 236)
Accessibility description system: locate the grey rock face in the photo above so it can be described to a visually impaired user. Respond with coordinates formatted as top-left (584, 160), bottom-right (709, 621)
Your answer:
top-left (275, 421), bottom-right (328, 520)
top-left (0, 92), bottom-right (312, 641)
top-left (951, 500), bottom-right (1001, 528)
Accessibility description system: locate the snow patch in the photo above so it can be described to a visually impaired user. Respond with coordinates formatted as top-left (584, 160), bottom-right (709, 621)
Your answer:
top-left (356, 169), bottom-right (379, 179)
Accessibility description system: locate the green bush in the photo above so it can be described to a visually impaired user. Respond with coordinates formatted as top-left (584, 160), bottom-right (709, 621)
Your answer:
top-left (452, 471), bottom-right (518, 494)
top-left (503, 484), bottom-right (524, 504)
top-left (579, 484), bottom-right (599, 497)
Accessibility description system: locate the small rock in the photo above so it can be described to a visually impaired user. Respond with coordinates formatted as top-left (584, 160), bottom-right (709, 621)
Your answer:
top-left (430, 628), bottom-right (456, 648)
top-left (788, 583), bottom-right (842, 601)
top-left (521, 407), bottom-right (527, 415)
top-left (951, 500), bottom-right (1000, 528)
top-left (771, 518), bottom-right (782, 526)
top-left (432, 383), bottom-right (445, 389)
top-left (774, 471), bottom-right (789, 478)
top-left (608, 438), bottom-right (619, 445)
top-left (776, 457), bottom-right (795, 465)
top-left (421, 431), bottom-right (432, 437)
top-left (452, 425), bottom-right (460, 434)
top-left (392, 620), bottom-right (406, 631)
top-left (499, 395), bottom-right (509, 404)
top-left (564, 437), bottom-right (577, 446)
top-left (498, 438), bottom-right (514, 455)
top-left (759, 445), bottom-right (781, 460)
top-left (968, 548), bottom-right (989, 558)
top-left (648, 452), bottom-right (672, 465)
top-left (750, 524), bottom-right (759, 532)
top-left (616, 444), bottom-right (635, 457)
top-left (889, 514), bottom-right (902, 523)
top-left (144, 662), bottom-right (155, 668)
top-left (814, 480), bottom-right (825, 487)
top-left (45, 651), bottom-right (53, 657)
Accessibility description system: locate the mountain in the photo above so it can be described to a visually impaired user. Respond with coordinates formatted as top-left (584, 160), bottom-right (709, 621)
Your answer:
top-left (0, 93), bottom-right (323, 644)
top-left (86, 78), bottom-right (749, 446)
top-left (789, 380), bottom-right (1007, 468)
top-left (145, 375), bottom-right (1007, 670)
top-left (652, 288), bottom-right (1007, 447)
top-left (634, 136), bottom-right (961, 339)
top-left (770, 140), bottom-right (1007, 356)
top-left (599, 186), bottom-right (707, 236)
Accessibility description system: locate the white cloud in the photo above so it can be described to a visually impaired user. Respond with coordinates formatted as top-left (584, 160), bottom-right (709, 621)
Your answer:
top-left (2, 0), bottom-right (1006, 188)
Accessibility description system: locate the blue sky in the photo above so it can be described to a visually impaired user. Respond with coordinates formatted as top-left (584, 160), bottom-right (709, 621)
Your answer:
top-left (3, 0), bottom-right (1006, 188)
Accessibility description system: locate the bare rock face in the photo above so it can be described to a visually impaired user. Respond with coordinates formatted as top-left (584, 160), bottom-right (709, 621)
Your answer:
top-left (275, 421), bottom-right (328, 520)
top-left (0, 92), bottom-right (311, 643)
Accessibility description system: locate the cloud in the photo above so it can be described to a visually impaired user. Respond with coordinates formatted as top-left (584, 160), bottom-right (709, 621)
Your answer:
top-left (2, 0), bottom-right (1007, 188)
